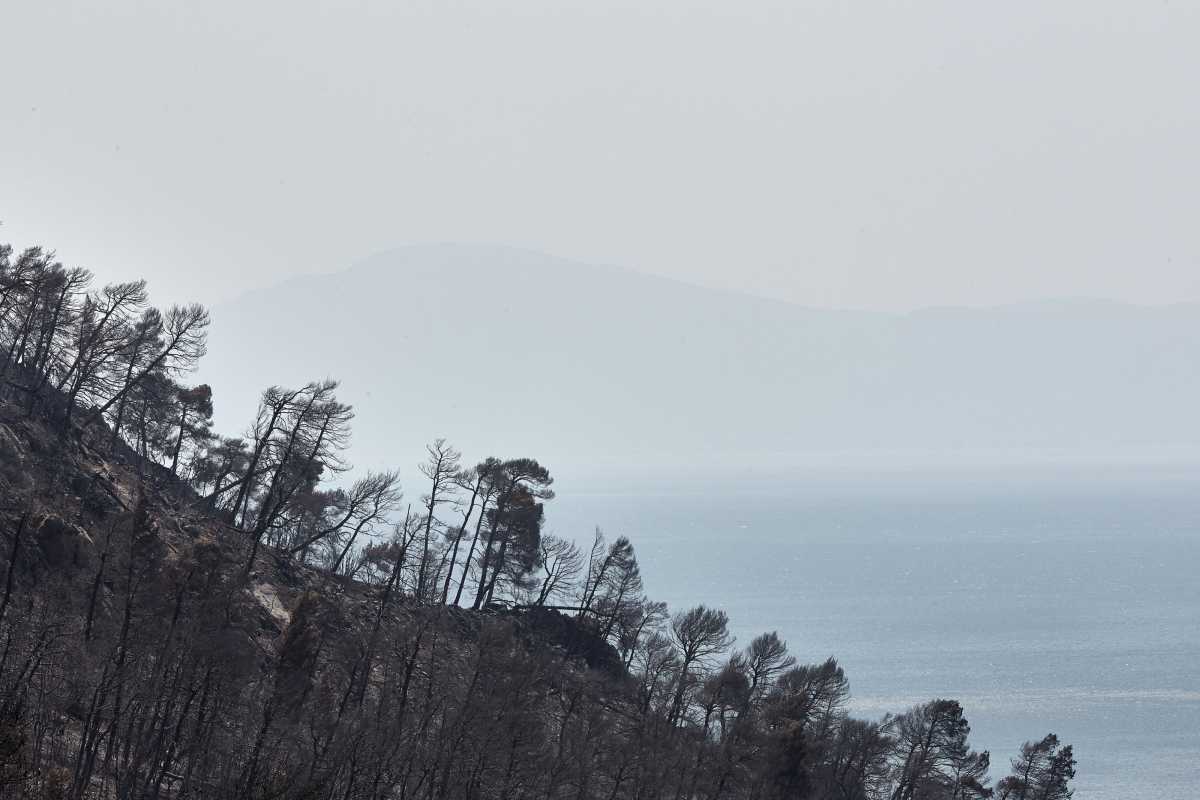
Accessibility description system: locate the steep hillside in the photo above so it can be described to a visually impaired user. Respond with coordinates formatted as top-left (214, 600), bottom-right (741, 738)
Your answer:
top-left (0, 378), bottom-right (630, 799)
top-left (0, 242), bottom-right (1075, 799)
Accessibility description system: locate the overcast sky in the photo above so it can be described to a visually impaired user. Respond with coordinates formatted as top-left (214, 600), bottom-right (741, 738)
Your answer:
top-left (2, 1), bottom-right (1198, 311)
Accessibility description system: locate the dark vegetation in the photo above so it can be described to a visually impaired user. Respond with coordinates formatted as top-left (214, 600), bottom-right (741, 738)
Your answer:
top-left (0, 243), bottom-right (1075, 799)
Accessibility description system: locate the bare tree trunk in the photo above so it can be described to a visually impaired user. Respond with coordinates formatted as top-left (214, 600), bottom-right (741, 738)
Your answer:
top-left (452, 496), bottom-right (490, 607)
top-left (169, 406), bottom-right (189, 475)
top-left (0, 512), bottom-right (26, 627)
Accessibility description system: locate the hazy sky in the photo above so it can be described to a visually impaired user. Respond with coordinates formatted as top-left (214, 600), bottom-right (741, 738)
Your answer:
top-left (3, 1), bottom-right (1198, 310)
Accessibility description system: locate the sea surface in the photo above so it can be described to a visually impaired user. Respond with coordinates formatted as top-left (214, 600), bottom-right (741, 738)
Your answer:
top-left (548, 466), bottom-right (1200, 800)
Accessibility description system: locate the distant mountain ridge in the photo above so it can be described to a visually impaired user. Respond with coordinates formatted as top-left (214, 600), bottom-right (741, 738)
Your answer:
top-left (201, 244), bottom-right (1200, 482)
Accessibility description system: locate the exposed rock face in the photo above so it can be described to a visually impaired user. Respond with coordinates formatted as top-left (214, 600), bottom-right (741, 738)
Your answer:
top-left (251, 581), bottom-right (293, 632)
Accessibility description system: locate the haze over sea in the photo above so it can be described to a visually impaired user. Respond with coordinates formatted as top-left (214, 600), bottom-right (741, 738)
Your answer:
top-left (549, 466), bottom-right (1200, 800)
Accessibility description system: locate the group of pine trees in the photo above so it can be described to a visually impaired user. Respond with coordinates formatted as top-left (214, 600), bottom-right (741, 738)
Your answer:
top-left (0, 244), bottom-right (1075, 799)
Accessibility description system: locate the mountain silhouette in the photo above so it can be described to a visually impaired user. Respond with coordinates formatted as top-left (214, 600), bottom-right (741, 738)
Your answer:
top-left (202, 244), bottom-right (1200, 482)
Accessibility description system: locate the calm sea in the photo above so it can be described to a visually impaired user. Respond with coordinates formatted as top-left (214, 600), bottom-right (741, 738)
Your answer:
top-left (548, 467), bottom-right (1200, 800)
